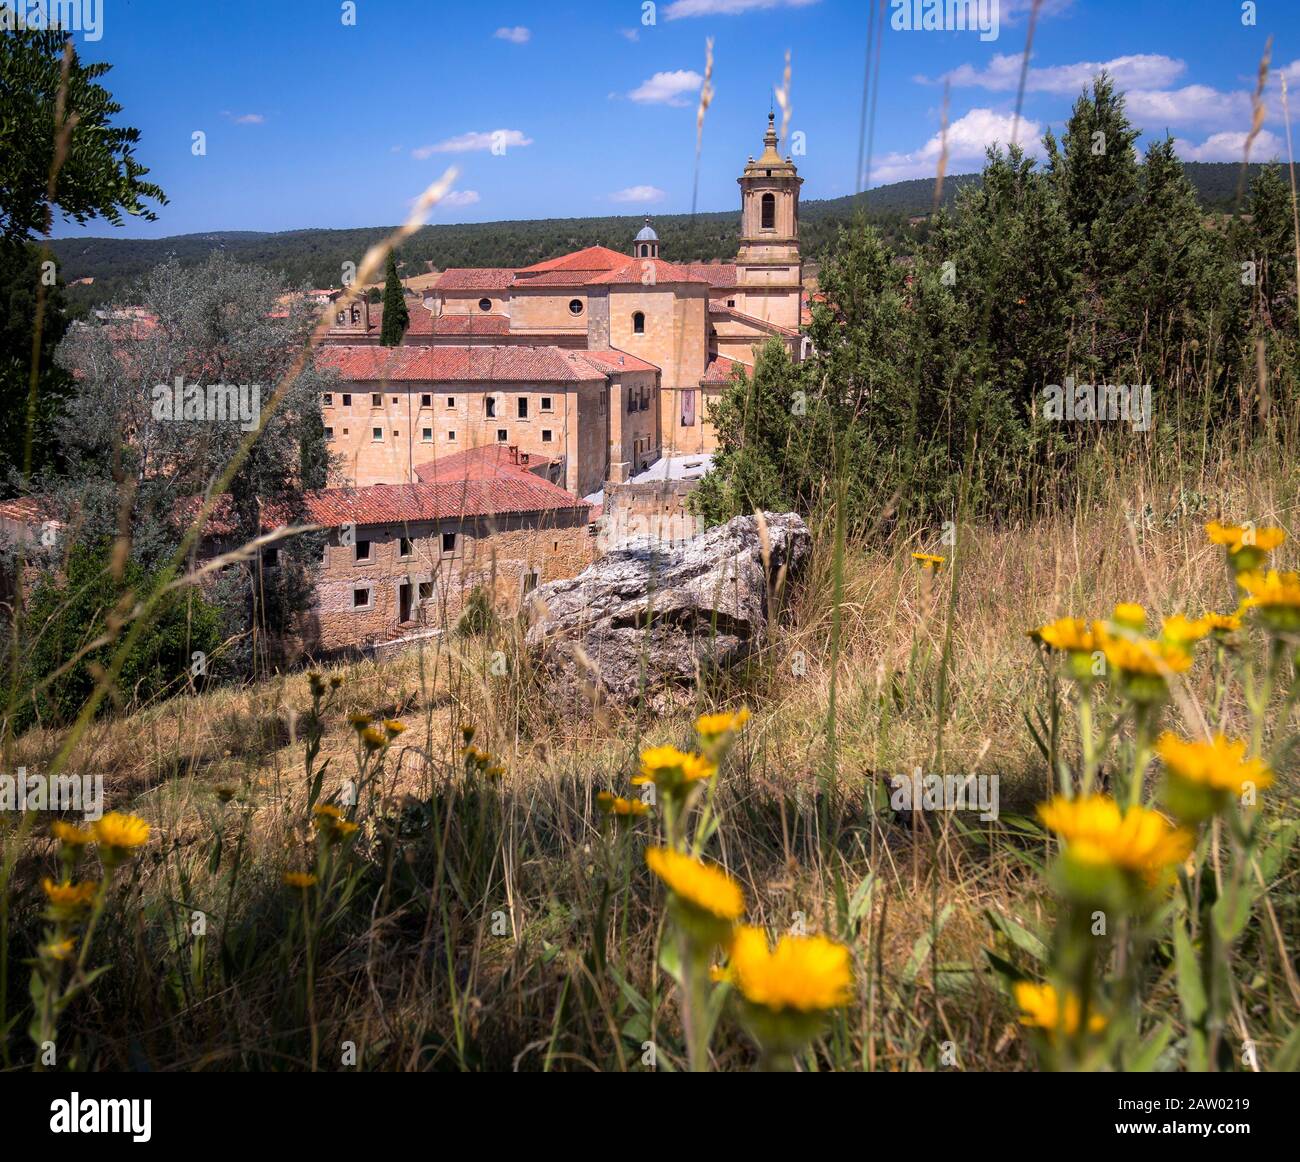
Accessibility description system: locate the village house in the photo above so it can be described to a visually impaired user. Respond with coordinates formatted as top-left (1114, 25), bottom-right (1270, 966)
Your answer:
top-left (318, 112), bottom-right (807, 491)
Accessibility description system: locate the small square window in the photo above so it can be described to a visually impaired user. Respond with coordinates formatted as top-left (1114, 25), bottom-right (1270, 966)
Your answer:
top-left (371, 393), bottom-right (382, 408)
top-left (541, 429), bottom-right (553, 442)
top-left (446, 396), bottom-right (455, 408)
top-left (352, 585), bottom-right (372, 609)
top-left (540, 396), bottom-right (553, 411)
top-left (447, 429), bottom-right (457, 442)
top-left (399, 536), bottom-right (413, 557)
top-left (497, 429), bottom-right (508, 442)
top-left (325, 426), bottom-right (334, 439)
top-left (342, 427), bottom-right (349, 435)
top-left (418, 581), bottom-right (434, 601)
top-left (517, 398), bottom-right (529, 419)
top-left (422, 427), bottom-right (433, 442)
top-left (372, 427), bottom-right (383, 441)
top-left (441, 532), bottom-right (457, 555)
top-left (323, 392), bottom-right (333, 407)
top-left (342, 393), bottom-right (352, 407)
top-left (521, 569), bottom-right (540, 597)
top-left (421, 394), bottom-right (432, 407)
top-left (354, 539), bottom-right (372, 562)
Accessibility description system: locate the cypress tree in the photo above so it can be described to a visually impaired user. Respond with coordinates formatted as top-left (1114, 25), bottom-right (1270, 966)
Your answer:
top-left (380, 251), bottom-right (409, 345)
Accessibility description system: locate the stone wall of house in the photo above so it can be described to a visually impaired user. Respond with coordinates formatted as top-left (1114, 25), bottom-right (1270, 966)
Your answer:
top-left (306, 509), bottom-right (593, 654)
top-left (597, 479), bottom-right (703, 553)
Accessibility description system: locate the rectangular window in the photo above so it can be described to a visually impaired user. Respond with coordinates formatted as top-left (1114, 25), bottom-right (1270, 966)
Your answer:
top-left (497, 429), bottom-right (508, 442)
top-left (681, 389), bottom-right (696, 427)
top-left (447, 429), bottom-right (457, 442)
top-left (324, 426), bottom-right (334, 439)
top-left (441, 532), bottom-right (457, 555)
top-left (323, 392), bottom-right (333, 407)
top-left (372, 427), bottom-right (383, 441)
top-left (371, 393), bottom-right (382, 408)
top-left (352, 585), bottom-right (372, 609)
top-left (517, 397), bottom-right (529, 419)
top-left (540, 396), bottom-right (553, 412)
top-left (398, 536), bottom-right (413, 558)
top-left (421, 393), bottom-right (432, 407)
top-left (354, 539), bottom-right (372, 562)
top-left (485, 397), bottom-right (496, 418)
top-left (342, 393), bottom-right (352, 407)
top-left (446, 396), bottom-right (455, 408)
top-left (541, 429), bottom-right (553, 443)
top-left (422, 427), bottom-right (433, 442)
top-left (521, 569), bottom-right (540, 597)
top-left (418, 581), bottom-right (434, 602)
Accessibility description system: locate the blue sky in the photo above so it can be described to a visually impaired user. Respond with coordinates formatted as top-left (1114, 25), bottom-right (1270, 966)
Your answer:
top-left (39, 0), bottom-right (1300, 239)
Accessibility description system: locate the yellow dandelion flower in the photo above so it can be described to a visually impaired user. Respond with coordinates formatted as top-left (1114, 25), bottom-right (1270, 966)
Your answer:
top-left (645, 846), bottom-right (744, 922)
top-left (1013, 981), bottom-right (1106, 1038)
top-left (1112, 603), bottom-right (1147, 632)
top-left (39, 937), bottom-right (77, 962)
top-left (729, 925), bottom-right (854, 1014)
top-left (1031, 617), bottom-right (1096, 653)
top-left (51, 820), bottom-right (92, 847)
top-left (283, 871), bottom-right (318, 889)
top-left (596, 791), bottom-right (650, 817)
top-left (334, 820), bottom-right (359, 838)
top-left (1206, 521), bottom-right (1286, 573)
top-left (911, 552), bottom-right (944, 571)
top-left (360, 726), bottom-right (387, 752)
top-left (695, 707), bottom-right (751, 739)
top-left (347, 712), bottom-right (371, 731)
top-left (312, 804), bottom-right (343, 821)
top-left (1161, 614), bottom-right (1211, 653)
top-left (1038, 795), bottom-right (1193, 886)
top-left (383, 719), bottom-right (406, 737)
top-left (91, 812), bottom-right (150, 857)
top-left (41, 878), bottom-right (97, 911)
top-left (632, 745), bottom-right (717, 794)
top-left (1202, 611), bottom-right (1242, 636)
top-left (1238, 569), bottom-right (1300, 633)
top-left (1157, 732), bottom-right (1272, 822)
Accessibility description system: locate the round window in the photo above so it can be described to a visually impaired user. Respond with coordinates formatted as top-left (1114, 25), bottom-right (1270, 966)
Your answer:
top-left (478, 297), bottom-right (492, 312)
top-left (568, 298), bottom-right (584, 316)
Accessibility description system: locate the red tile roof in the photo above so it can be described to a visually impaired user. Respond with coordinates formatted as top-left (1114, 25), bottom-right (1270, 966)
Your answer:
top-left (317, 345), bottom-right (607, 383)
top-left (434, 268), bottom-right (516, 290)
top-left (577, 348), bottom-right (660, 374)
top-left (585, 258), bottom-right (707, 286)
top-left (413, 444), bottom-right (556, 483)
top-left (302, 476), bottom-right (587, 527)
top-left (683, 262), bottom-right (738, 288)
top-left (516, 246), bottom-right (628, 274)
top-left (701, 355), bottom-right (743, 384)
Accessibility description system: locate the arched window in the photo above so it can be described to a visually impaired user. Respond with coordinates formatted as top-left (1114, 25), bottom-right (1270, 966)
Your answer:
top-left (761, 192), bottom-right (776, 230)
top-left (632, 311), bottom-right (645, 335)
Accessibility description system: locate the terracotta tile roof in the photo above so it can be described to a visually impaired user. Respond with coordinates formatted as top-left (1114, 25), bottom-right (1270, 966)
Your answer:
top-left (682, 262), bottom-right (738, 288)
top-left (0, 496), bottom-right (53, 525)
top-left (701, 355), bottom-right (743, 384)
top-left (576, 348), bottom-right (660, 374)
top-left (508, 270), bottom-right (597, 288)
top-left (303, 477), bottom-right (587, 527)
top-left (516, 246), bottom-right (628, 274)
top-left (586, 258), bottom-right (707, 286)
top-left (434, 268), bottom-right (516, 290)
top-left (317, 344), bottom-right (607, 383)
top-left (413, 444), bottom-right (555, 483)
top-left (707, 303), bottom-right (800, 337)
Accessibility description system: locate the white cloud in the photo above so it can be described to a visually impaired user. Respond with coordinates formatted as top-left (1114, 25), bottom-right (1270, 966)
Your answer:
top-left (665, 0), bottom-right (819, 16)
top-left (628, 69), bottom-right (703, 106)
top-left (935, 53), bottom-right (1185, 95)
top-left (870, 107), bottom-right (1042, 184)
top-left (412, 129), bottom-right (533, 157)
top-left (620, 28), bottom-right (640, 41)
top-left (439, 190), bottom-right (482, 208)
top-left (494, 26), bottom-right (530, 44)
top-left (609, 185), bottom-right (666, 203)
top-left (221, 111), bottom-right (265, 124)
top-left (1174, 130), bottom-right (1284, 163)
top-left (1125, 85), bottom-right (1254, 131)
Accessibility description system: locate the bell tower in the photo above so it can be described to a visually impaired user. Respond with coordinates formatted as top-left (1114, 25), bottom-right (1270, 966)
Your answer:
top-left (633, 217), bottom-right (659, 259)
top-left (735, 112), bottom-right (802, 330)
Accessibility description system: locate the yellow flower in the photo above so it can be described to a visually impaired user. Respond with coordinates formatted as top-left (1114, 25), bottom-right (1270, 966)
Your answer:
top-left (283, 871), bottom-right (318, 889)
top-left (39, 937), bottom-right (77, 962)
top-left (1112, 603), bottom-right (1147, 633)
top-left (1206, 521), bottom-right (1286, 573)
top-left (1202, 611), bottom-right (1242, 636)
top-left (51, 820), bottom-right (92, 847)
top-left (1031, 617), bottom-right (1096, 653)
top-left (1161, 614), bottom-right (1211, 654)
top-left (695, 707), bottom-right (751, 740)
top-left (307, 672), bottom-right (326, 698)
top-left (91, 812), bottom-right (150, 857)
top-left (383, 719), bottom-right (406, 737)
top-left (911, 552), bottom-right (944, 571)
top-left (1156, 733), bottom-right (1272, 822)
top-left (348, 712), bottom-right (372, 730)
top-left (632, 745), bottom-right (718, 794)
top-left (729, 925), bottom-right (854, 1014)
top-left (1038, 795), bottom-right (1193, 887)
top-left (41, 878), bottom-right (97, 912)
top-left (360, 726), bottom-right (387, 752)
top-left (334, 820), bottom-right (359, 837)
top-left (1097, 624), bottom-right (1191, 702)
top-left (1013, 981), bottom-right (1106, 1038)
top-left (645, 846), bottom-right (744, 922)
top-left (313, 804), bottom-right (343, 821)
top-left (1238, 569), bottom-right (1300, 633)
top-left (596, 791), bottom-right (650, 817)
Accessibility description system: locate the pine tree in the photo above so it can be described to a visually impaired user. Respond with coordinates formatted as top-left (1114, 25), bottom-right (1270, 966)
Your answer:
top-left (379, 251), bottom-right (409, 346)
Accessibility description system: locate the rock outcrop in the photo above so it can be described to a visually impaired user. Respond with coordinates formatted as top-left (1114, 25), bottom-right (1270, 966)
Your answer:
top-left (524, 511), bottom-right (811, 710)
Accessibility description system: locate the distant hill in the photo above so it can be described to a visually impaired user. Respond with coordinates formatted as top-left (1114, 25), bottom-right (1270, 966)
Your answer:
top-left (48, 162), bottom-right (1268, 310)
